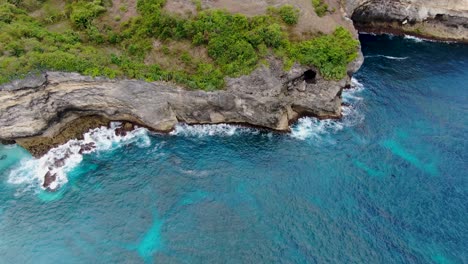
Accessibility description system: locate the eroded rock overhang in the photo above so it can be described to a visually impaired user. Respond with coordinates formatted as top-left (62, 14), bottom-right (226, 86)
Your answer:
top-left (0, 57), bottom-right (356, 156)
top-left (346, 0), bottom-right (468, 42)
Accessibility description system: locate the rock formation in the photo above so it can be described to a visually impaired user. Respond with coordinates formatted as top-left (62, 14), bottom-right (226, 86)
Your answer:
top-left (0, 59), bottom-right (354, 156)
top-left (1, 0), bottom-right (467, 158)
top-left (346, 0), bottom-right (468, 41)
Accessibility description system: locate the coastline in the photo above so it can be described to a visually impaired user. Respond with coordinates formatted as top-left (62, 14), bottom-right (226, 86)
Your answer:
top-left (0, 58), bottom-right (357, 158)
top-left (1, 0), bottom-right (467, 166)
top-left (3, 18), bottom-right (468, 158)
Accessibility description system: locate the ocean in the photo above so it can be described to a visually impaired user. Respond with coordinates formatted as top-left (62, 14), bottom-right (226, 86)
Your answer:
top-left (0, 34), bottom-right (467, 263)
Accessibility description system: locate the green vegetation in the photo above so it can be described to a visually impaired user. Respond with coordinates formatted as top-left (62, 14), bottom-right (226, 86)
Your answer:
top-left (312, 0), bottom-right (328, 17)
top-left (291, 27), bottom-right (359, 79)
top-left (268, 5), bottom-right (300, 25)
top-left (0, 0), bottom-right (358, 90)
top-left (192, 0), bottom-right (201, 11)
top-left (69, 0), bottom-right (106, 29)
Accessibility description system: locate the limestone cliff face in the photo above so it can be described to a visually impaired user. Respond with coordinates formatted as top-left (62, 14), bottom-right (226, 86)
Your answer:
top-left (346, 0), bottom-right (468, 41)
top-left (0, 60), bottom-right (349, 155)
top-left (2, 0), bottom-right (467, 157)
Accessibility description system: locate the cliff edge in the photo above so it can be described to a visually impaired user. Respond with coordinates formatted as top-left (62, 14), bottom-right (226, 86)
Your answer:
top-left (1, 0), bottom-right (467, 158)
top-left (0, 60), bottom-right (351, 157)
top-left (346, 0), bottom-right (468, 42)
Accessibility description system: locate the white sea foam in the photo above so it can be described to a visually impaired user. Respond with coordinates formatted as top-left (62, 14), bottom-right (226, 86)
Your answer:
top-left (289, 105), bottom-right (363, 141)
top-left (290, 117), bottom-right (344, 140)
top-left (365, 55), bottom-right (409, 60)
top-left (404, 35), bottom-right (425, 42)
top-left (3, 144), bottom-right (18, 149)
top-left (359, 32), bottom-right (377, 36)
top-left (403, 35), bottom-right (454, 44)
top-left (342, 77), bottom-right (365, 103)
top-left (290, 78), bottom-right (365, 140)
top-left (171, 78), bottom-right (366, 141)
top-left (7, 77), bottom-right (367, 192)
top-left (170, 123), bottom-right (258, 137)
top-left (8, 123), bottom-right (150, 192)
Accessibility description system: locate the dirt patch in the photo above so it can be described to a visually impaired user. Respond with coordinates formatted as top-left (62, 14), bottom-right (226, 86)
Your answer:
top-left (99, 0), bottom-right (138, 30)
top-left (29, 0), bottom-right (67, 23)
top-left (164, 0), bottom-right (197, 17)
top-left (46, 21), bottom-right (72, 33)
top-left (144, 40), bottom-right (213, 73)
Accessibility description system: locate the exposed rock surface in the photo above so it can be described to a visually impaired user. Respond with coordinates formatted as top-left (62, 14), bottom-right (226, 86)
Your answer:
top-left (43, 171), bottom-right (57, 191)
top-left (0, 60), bottom-right (350, 156)
top-left (346, 0), bottom-right (468, 41)
top-left (2, 0), bottom-right (466, 157)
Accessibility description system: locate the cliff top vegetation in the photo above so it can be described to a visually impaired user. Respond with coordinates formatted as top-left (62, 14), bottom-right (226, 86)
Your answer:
top-left (0, 0), bottom-right (358, 90)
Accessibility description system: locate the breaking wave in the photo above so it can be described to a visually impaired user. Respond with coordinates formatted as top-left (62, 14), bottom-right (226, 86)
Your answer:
top-left (359, 32), bottom-right (377, 36)
top-left (404, 35), bottom-right (454, 44)
top-left (170, 123), bottom-right (258, 137)
top-left (404, 35), bottom-right (425, 42)
top-left (7, 123), bottom-right (151, 193)
top-left (6, 78), bottom-right (366, 191)
top-left (365, 55), bottom-right (409, 60)
top-left (172, 78), bottom-right (365, 141)
top-left (290, 78), bottom-right (365, 140)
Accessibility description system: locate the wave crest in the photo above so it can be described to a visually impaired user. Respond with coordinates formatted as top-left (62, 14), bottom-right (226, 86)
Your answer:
top-left (290, 77), bottom-right (365, 140)
top-left (170, 123), bottom-right (258, 137)
top-left (365, 55), bottom-right (408, 60)
top-left (8, 123), bottom-right (150, 192)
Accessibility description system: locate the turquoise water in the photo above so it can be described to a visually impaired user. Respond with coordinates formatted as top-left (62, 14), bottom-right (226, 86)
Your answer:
top-left (0, 34), bottom-right (467, 263)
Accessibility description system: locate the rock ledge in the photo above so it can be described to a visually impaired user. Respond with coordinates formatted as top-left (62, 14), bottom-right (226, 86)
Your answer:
top-left (0, 60), bottom-right (353, 156)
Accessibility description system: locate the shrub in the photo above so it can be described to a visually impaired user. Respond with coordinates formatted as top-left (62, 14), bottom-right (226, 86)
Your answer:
top-left (136, 0), bottom-right (166, 15)
top-left (42, 2), bottom-right (65, 24)
top-left (0, 0), bottom-right (358, 88)
top-left (0, 2), bottom-right (25, 23)
top-left (292, 27), bottom-right (359, 79)
top-left (193, 63), bottom-right (224, 90)
top-left (193, 0), bottom-right (201, 11)
top-left (312, 0), bottom-right (328, 17)
top-left (69, 0), bottom-right (106, 29)
top-left (277, 5), bottom-right (299, 25)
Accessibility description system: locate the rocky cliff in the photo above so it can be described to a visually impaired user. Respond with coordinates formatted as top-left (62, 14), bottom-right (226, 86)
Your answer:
top-left (0, 59), bottom-right (355, 156)
top-left (1, 0), bottom-right (467, 157)
top-left (346, 0), bottom-right (468, 41)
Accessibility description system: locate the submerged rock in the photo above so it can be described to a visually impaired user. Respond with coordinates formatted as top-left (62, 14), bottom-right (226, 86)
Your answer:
top-left (0, 139), bottom-right (16, 145)
top-left (43, 171), bottom-right (57, 191)
top-left (114, 127), bottom-right (127, 137)
top-left (114, 122), bottom-right (135, 137)
top-left (13, 116), bottom-right (109, 157)
top-left (79, 142), bottom-right (96, 155)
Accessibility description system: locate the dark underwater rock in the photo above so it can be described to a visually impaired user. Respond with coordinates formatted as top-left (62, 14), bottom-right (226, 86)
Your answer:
top-left (43, 171), bottom-right (57, 190)
top-left (79, 142), bottom-right (96, 155)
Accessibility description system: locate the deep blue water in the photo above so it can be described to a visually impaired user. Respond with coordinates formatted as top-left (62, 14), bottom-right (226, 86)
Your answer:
top-left (0, 34), bottom-right (467, 263)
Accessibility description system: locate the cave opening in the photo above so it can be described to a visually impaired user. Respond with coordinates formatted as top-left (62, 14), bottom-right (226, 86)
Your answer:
top-left (434, 14), bottom-right (445, 21)
top-left (303, 70), bottom-right (317, 84)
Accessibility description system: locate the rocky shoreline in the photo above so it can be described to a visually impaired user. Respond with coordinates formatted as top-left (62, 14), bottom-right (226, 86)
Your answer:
top-left (347, 0), bottom-right (468, 43)
top-left (1, 0), bottom-right (468, 159)
top-left (0, 57), bottom-right (361, 157)
top-left (1, 0), bottom-right (467, 191)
